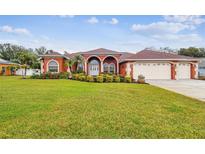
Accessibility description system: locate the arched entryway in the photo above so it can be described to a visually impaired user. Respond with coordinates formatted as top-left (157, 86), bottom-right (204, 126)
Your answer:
top-left (87, 57), bottom-right (101, 75)
top-left (103, 56), bottom-right (118, 74)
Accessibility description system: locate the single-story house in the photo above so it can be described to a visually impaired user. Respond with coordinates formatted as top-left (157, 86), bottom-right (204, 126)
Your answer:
top-left (39, 48), bottom-right (199, 80)
top-left (0, 58), bottom-right (19, 76)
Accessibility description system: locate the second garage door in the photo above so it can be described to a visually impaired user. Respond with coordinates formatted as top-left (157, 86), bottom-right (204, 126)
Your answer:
top-left (176, 63), bottom-right (190, 79)
top-left (133, 62), bottom-right (171, 80)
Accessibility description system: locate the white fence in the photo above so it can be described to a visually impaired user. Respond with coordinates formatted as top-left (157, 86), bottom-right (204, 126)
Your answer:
top-left (16, 69), bottom-right (40, 76)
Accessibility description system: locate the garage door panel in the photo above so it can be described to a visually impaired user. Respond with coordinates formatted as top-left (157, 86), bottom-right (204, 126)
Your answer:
top-left (176, 63), bottom-right (190, 79)
top-left (134, 63), bottom-right (171, 80)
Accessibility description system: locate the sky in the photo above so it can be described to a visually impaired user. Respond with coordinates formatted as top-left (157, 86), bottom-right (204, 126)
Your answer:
top-left (0, 15), bottom-right (205, 53)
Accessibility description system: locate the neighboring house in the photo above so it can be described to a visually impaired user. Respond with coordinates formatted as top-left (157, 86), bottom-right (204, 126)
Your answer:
top-left (0, 58), bottom-right (19, 76)
top-left (39, 48), bottom-right (199, 80)
top-left (198, 58), bottom-right (205, 76)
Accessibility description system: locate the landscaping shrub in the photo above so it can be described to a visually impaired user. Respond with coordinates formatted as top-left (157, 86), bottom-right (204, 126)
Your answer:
top-left (53, 73), bottom-right (60, 79)
top-left (72, 74), bottom-right (80, 80)
top-left (45, 72), bottom-right (50, 79)
top-left (97, 75), bottom-right (103, 83)
top-left (137, 74), bottom-right (145, 84)
top-left (93, 76), bottom-right (97, 82)
top-left (120, 76), bottom-right (125, 82)
top-left (113, 75), bottom-right (120, 82)
top-left (59, 72), bottom-right (69, 79)
top-left (106, 75), bottom-right (113, 82)
top-left (79, 75), bottom-right (86, 81)
top-left (124, 76), bottom-right (132, 83)
top-left (86, 75), bottom-right (94, 82)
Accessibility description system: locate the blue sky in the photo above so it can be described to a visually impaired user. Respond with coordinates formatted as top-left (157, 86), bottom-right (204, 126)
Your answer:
top-left (0, 15), bottom-right (205, 53)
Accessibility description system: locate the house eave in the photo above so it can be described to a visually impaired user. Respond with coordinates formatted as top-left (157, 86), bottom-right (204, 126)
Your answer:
top-left (120, 58), bottom-right (200, 63)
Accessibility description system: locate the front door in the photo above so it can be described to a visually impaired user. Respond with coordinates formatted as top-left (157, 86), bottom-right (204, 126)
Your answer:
top-left (89, 60), bottom-right (99, 76)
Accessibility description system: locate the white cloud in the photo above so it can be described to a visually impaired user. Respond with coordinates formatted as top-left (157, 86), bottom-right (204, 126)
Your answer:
top-left (131, 22), bottom-right (191, 34)
top-left (152, 33), bottom-right (203, 42)
top-left (87, 17), bottom-right (99, 24)
top-left (163, 15), bottom-right (205, 25)
top-left (108, 18), bottom-right (119, 25)
top-left (0, 25), bottom-right (31, 35)
top-left (59, 15), bottom-right (75, 18)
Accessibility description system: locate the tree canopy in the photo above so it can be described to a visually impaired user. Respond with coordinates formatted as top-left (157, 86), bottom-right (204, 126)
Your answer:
top-left (178, 47), bottom-right (205, 57)
top-left (0, 43), bottom-right (48, 69)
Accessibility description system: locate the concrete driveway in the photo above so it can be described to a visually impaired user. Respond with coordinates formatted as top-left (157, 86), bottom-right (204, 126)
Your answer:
top-left (147, 79), bottom-right (205, 102)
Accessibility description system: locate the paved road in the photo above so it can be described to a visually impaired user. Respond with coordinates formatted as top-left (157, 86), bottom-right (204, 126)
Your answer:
top-left (147, 79), bottom-right (205, 102)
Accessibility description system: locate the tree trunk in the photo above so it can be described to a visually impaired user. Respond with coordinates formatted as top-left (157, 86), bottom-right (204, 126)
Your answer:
top-left (24, 67), bottom-right (27, 79)
top-left (69, 66), bottom-right (72, 79)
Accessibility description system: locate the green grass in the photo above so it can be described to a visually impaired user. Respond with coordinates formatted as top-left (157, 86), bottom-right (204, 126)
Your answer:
top-left (0, 76), bottom-right (205, 139)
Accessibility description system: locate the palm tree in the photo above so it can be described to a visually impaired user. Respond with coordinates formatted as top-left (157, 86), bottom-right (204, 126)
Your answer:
top-left (65, 59), bottom-right (74, 73)
top-left (73, 54), bottom-right (84, 72)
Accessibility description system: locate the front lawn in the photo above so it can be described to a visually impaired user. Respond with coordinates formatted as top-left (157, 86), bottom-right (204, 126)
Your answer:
top-left (0, 76), bottom-right (205, 138)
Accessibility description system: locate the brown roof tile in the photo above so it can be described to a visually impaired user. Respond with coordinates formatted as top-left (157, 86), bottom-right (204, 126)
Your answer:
top-left (124, 49), bottom-right (195, 60)
top-left (81, 48), bottom-right (121, 55)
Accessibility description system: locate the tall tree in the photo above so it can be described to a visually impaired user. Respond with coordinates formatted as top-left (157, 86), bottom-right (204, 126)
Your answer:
top-left (73, 54), bottom-right (84, 72)
top-left (35, 46), bottom-right (47, 55)
top-left (17, 51), bottom-right (36, 78)
top-left (178, 47), bottom-right (205, 57)
top-left (0, 43), bottom-right (26, 62)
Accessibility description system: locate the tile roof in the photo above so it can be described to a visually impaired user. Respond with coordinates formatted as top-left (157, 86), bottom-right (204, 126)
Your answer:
top-left (45, 50), bottom-right (62, 56)
top-left (123, 49), bottom-right (196, 61)
top-left (41, 48), bottom-right (198, 62)
top-left (81, 48), bottom-right (121, 55)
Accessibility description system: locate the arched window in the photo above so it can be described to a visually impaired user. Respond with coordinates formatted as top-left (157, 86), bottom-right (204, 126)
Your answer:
top-left (103, 63), bottom-right (109, 73)
top-left (109, 63), bottom-right (115, 74)
top-left (48, 60), bottom-right (59, 72)
top-left (90, 60), bottom-right (99, 65)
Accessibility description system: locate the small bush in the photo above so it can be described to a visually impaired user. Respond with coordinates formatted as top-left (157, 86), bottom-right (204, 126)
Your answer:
top-left (97, 75), bottom-right (103, 83)
top-left (53, 73), bottom-right (60, 79)
top-left (72, 74), bottom-right (80, 80)
top-left (86, 75), bottom-right (94, 82)
top-left (137, 74), bottom-right (145, 84)
top-left (45, 72), bottom-right (50, 79)
top-left (124, 76), bottom-right (132, 83)
top-left (113, 75), bottom-right (120, 82)
top-left (106, 75), bottom-right (113, 82)
top-left (79, 75), bottom-right (86, 81)
top-left (59, 72), bottom-right (69, 79)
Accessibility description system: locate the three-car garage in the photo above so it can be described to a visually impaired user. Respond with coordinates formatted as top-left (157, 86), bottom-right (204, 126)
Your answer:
top-left (132, 62), bottom-right (196, 80)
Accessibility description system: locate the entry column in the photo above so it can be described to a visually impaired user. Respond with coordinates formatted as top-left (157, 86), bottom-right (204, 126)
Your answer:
top-left (100, 60), bottom-right (103, 73)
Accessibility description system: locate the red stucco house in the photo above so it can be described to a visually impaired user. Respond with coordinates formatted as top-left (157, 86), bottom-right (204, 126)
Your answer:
top-left (40, 48), bottom-right (199, 80)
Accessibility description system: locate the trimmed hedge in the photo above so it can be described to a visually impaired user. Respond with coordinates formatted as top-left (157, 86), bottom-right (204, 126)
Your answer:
top-left (97, 75), bottom-right (103, 83)
top-left (30, 72), bottom-right (70, 79)
top-left (86, 75), bottom-right (94, 82)
top-left (31, 72), bottom-right (133, 83)
top-left (106, 75), bottom-right (113, 82)
top-left (124, 76), bottom-right (132, 83)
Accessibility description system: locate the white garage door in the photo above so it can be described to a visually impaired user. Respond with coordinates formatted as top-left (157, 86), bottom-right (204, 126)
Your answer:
top-left (133, 62), bottom-right (171, 80)
top-left (176, 63), bottom-right (190, 79)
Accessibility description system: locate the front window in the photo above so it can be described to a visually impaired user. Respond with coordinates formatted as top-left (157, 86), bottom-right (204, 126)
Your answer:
top-left (103, 63), bottom-right (109, 73)
top-left (48, 61), bottom-right (58, 72)
top-left (103, 63), bottom-right (115, 74)
top-left (109, 63), bottom-right (115, 74)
